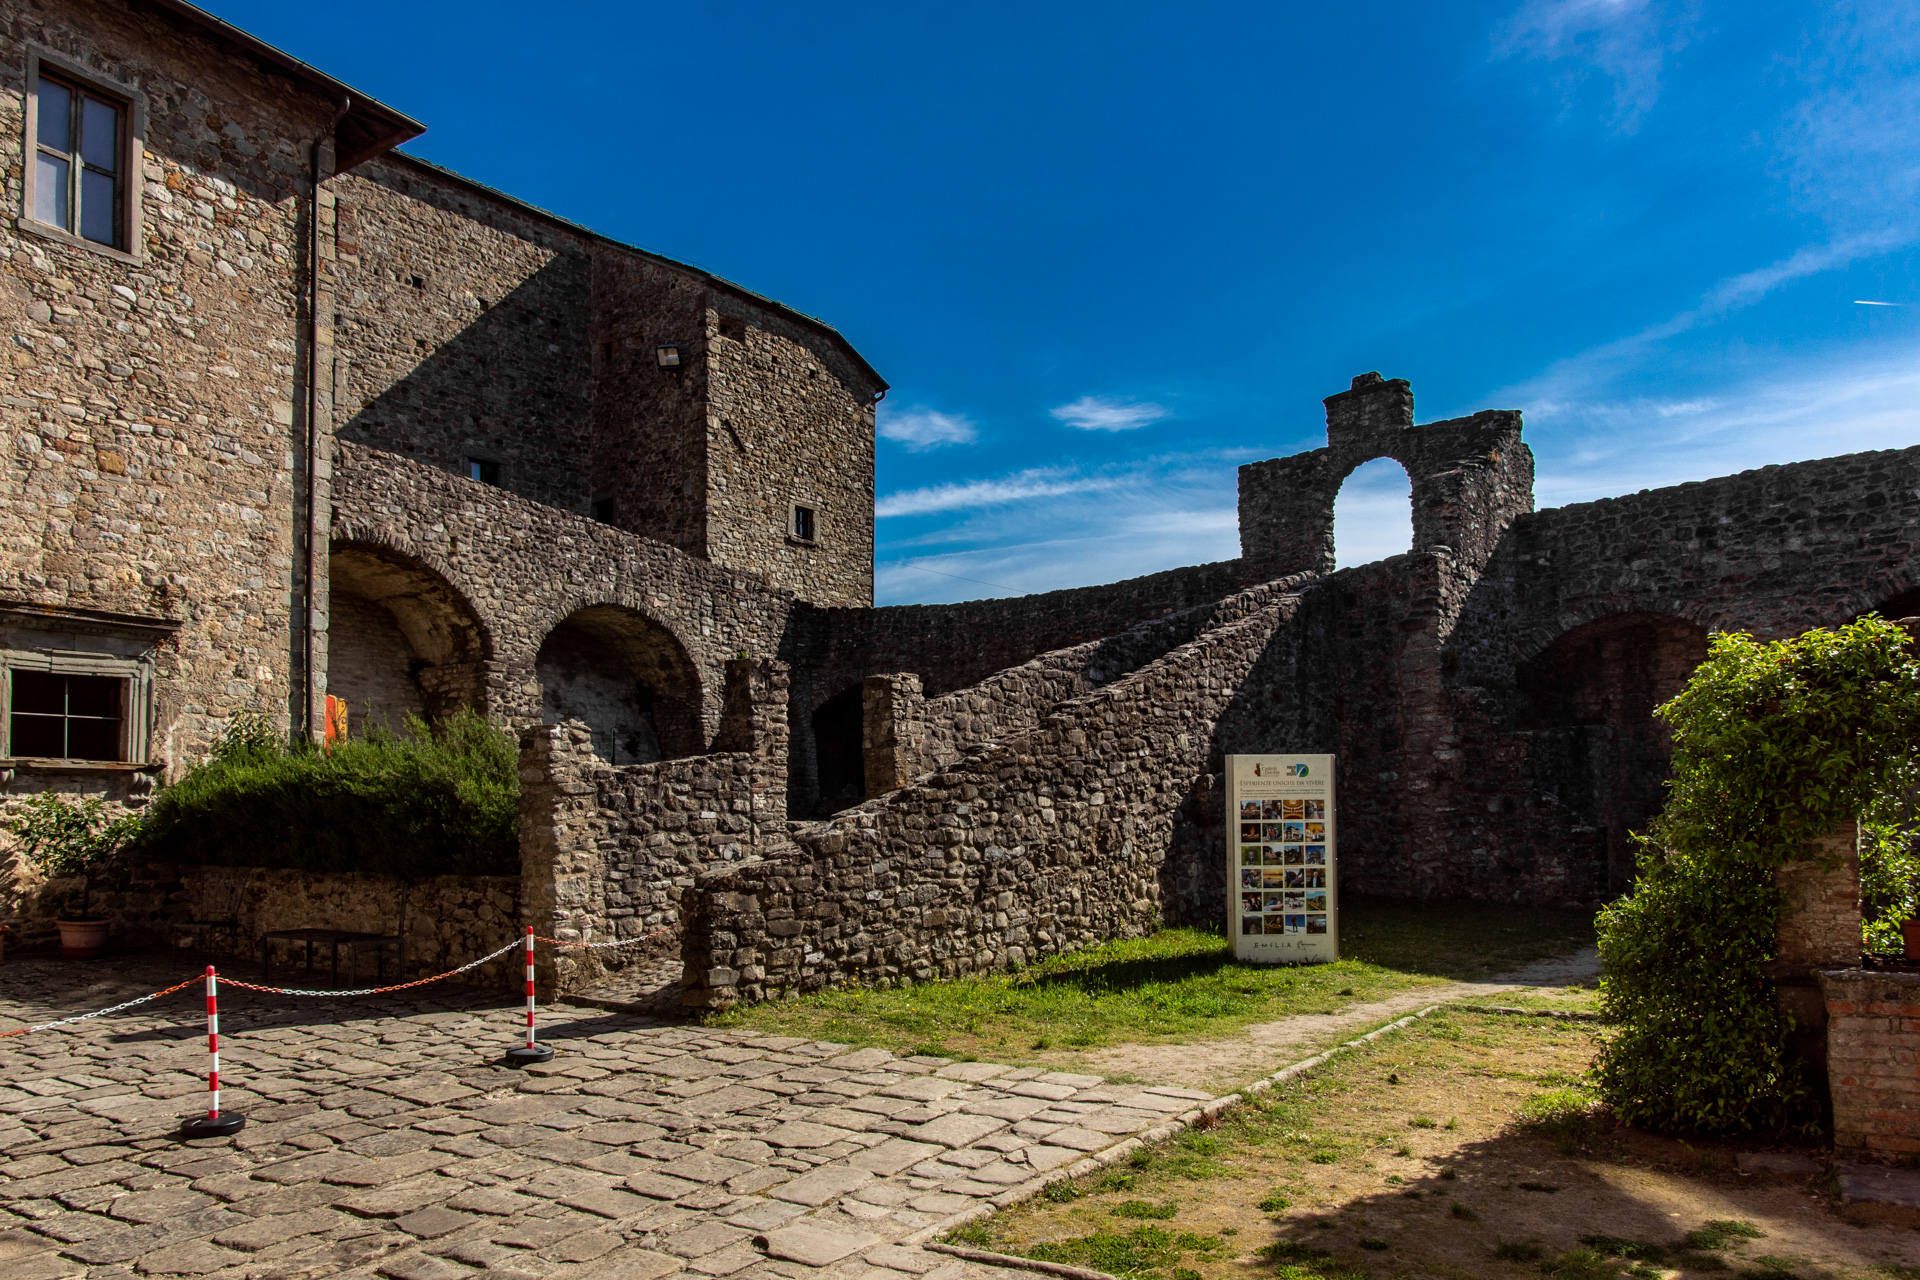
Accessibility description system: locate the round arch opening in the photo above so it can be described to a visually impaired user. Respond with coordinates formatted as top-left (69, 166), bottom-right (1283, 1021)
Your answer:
top-left (535, 605), bottom-right (703, 764)
top-left (1331, 457), bottom-right (1414, 570)
top-left (328, 543), bottom-right (490, 734)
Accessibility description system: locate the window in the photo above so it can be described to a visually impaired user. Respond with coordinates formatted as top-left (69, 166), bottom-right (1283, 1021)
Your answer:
top-left (30, 71), bottom-right (126, 249)
top-left (791, 504), bottom-right (816, 543)
top-left (591, 496), bottom-right (614, 524)
top-left (10, 670), bottom-right (124, 761)
top-left (468, 458), bottom-right (501, 486)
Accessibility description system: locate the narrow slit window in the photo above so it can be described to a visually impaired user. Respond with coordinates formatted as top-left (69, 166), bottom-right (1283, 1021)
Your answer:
top-left (591, 496), bottom-right (614, 524)
top-left (791, 505), bottom-right (816, 542)
top-left (34, 73), bottom-right (125, 248)
top-left (468, 458), bottom-right (501, 486)
top-left (10, 670), bottom-right (125, 761)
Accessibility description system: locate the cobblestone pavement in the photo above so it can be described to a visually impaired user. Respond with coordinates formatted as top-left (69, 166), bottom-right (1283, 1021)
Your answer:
top-left (0, 955), bottom-right (1211, 1280)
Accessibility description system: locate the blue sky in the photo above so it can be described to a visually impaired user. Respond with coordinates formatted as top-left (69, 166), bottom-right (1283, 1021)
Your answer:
top-left (220, 0), bottom-right (1920, 603)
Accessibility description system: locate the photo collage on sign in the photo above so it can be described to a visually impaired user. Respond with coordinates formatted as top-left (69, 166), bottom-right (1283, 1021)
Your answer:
top-left (1237, 797), bottom-right (1328, 937)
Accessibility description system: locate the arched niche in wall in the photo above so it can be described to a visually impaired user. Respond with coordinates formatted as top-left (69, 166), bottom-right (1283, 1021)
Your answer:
top-left (810, 685), bottom-right (866, 816)
top-left (534, 605), bottom-right (703, 765)
top-left (1516, 612), bottom-right (1709, 895)
top-left (1331, 456), bottom-right (1414, 570)
top-left (328, 543), bottom-right (491, 734)
top-left (1860, 586), bottom-right (1920, 625)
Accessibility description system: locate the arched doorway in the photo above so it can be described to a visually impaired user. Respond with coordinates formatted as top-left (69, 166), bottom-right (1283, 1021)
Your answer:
top-left (1517, 612), bottom-right (1709, 894)
top-left (535, 605), bottom-right (702, 764)
top-left (328, 544), bottom-right (489, 733)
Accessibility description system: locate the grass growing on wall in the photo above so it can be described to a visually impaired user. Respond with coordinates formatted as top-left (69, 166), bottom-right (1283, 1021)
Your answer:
top-left (138, 709), bottom-right (519, 879)
top-left (708, 899), bottom-right (1595, 1062)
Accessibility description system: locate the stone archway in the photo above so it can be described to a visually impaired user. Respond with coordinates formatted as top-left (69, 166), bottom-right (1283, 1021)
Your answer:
top-left (809, 685), bottom-right (866, 816)
top-left (535, 605), bottom-right (702, 764)
top-left (1517, 612), bottom-right (1709, 894)
top-left (328, 543), bottom-right (491, 733)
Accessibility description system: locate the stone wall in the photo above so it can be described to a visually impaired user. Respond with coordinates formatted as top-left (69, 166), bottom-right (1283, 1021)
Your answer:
top-left (0, 0), bottom-right (350, 769)
top-left (680, 587), bottom-right (1306, 1007)
top-left (333, 157), bottom-right (596, 515)
top-left (519, 659), bottom-right (790, 995)
top-left (705, 297), bottom-right (880, 608)
top-left (176, 865), bottom-right (521, 990)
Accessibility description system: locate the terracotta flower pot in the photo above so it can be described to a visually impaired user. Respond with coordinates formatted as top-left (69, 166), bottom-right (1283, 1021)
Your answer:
top-left (1904, 918), bottom-right (1920, 962)
top-left (57, 919), bottom-right (109, 959)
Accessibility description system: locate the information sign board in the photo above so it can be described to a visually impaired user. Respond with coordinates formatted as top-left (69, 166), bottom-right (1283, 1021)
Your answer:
top-left (1227, 754), bottom-right (1337, 964)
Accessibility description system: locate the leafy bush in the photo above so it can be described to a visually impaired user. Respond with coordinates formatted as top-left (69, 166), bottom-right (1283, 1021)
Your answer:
top-left (1596, 618), bottom-right (1920, 1134)
top-left (138, 709), bottom-right (519, 879)
top-left (5, 793), bottom-right (142, 917)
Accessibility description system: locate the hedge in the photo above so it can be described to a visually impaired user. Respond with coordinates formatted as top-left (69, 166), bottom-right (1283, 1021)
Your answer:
top-left (137, 709), bottom-right (520, 879)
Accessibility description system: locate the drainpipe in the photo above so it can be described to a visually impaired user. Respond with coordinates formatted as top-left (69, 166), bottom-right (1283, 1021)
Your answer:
top-left (300, 97), bottom-right (351, 740)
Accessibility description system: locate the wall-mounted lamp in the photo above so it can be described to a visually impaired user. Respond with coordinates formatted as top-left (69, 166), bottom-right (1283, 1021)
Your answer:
top-left (656, 343), bottom-right (681, 369)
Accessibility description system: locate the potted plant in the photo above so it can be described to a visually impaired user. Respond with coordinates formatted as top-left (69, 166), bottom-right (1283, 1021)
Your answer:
top-left (6, 794), bottom-right (142, 958)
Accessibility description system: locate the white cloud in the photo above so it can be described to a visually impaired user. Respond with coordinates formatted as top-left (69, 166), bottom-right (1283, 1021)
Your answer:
top-left (875, 468), bottom-right (1120, 518)
top-left (1050, 396), bottom-right (1169, 432)
top-left (1510, 341), bottom-right (1920, 507)
top-left (1495, 0), bottom-right (1698, 130)
top-left (876, 405), bottom-right (977, 451)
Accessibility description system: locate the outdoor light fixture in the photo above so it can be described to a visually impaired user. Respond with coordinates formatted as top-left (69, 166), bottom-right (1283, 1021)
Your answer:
top-left (656, 343), bottom-right (681, 368)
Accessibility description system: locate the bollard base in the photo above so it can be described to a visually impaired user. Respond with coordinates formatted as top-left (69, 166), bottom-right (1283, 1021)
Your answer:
top-left (506, 1042), bottom-right (555, 1066)
top-left (181, 1112), bottom-right (246, 1139)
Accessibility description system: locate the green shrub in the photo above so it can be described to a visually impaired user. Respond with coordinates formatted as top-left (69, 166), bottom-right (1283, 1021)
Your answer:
top-left (6, 793), bottom-right (142, 917)
top-left (1596, 619), bottom-right (1920, 1134)
top-left (138, 709), bottom-right (519, 879)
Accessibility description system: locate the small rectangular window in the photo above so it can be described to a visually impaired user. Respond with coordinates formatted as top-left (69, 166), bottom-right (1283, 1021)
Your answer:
top-left (31, 71), bottom-right (125, 249)
top-left (10, 670), bottom-right (124, 761)
top-left (468, 458), bottom-right (501, 486)
top-left (791, 505), bottom-right (816, 542)
top-left (591, 496), bottom-right (614, 524)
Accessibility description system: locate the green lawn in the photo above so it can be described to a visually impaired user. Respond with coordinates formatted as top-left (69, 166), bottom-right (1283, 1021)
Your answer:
top-left (706, 897), bottom-right (1596, 1061)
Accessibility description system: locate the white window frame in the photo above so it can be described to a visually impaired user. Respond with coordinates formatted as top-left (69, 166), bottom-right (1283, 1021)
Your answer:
top-left (20, 46), bottom-right (146, 264)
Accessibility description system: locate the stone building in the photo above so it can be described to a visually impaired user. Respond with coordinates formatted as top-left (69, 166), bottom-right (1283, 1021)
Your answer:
top-left (3, 1), bottom-right (1918, 994)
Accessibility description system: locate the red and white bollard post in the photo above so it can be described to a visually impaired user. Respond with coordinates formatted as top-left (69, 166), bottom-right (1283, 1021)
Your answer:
top-left (181, 966), bottom-right (245, 1137)
top-left (506, 926), bottom-right (553, 1065)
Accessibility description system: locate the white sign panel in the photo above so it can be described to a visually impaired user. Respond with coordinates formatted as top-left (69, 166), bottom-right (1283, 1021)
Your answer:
top-left (1228, 754), bottom-right (1337, 964)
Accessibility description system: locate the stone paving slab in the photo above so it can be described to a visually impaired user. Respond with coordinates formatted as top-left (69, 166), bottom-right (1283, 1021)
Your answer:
top-left (0, 955), bottom-right (1204, 1280)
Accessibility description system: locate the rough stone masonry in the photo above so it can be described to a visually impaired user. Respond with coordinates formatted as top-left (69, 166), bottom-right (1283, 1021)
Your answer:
top-left (3, 0), bottom-right (1920, 1012)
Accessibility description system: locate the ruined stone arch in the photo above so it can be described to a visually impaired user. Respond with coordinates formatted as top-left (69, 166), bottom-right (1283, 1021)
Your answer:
top-left (808, 684), bottom-right (867, 816)
top-left (327, 536), bottom-right (494, 734)
top-left (533, 600), bottom-right (705, 765)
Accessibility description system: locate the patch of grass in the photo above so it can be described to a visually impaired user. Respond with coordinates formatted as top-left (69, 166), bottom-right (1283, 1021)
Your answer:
top-left (1517, 1085), bottom-right (1602, 1138)
top-left (708, 898), bottom-right (1595, 1057)
top-left (1686, 1219), bottom-right (1765, 1250)
top-left (1543, 1247), bottom-right (1624, 1279)
top-left (1111, 1200), bottom-right (1178, 1220)
top-left (1021, 1225), bottom-right (1224, 1279)
top-left (1495, 1240), bottom-right (1544, 1261)
top-left (1739, 1259), bottom-right (1800, 1280)
top-left (1357, 1236), bottom-right (1389, 1250)
top-left (1450, 1203), bottom-right (1477, 1220)
top-left (1579, 1236), bottom-right (1667, 1263)
top-left (1518, 1180), bottom-right (1561, 1193)
top-left (1257, 1190), bottom-right (1291, 1214)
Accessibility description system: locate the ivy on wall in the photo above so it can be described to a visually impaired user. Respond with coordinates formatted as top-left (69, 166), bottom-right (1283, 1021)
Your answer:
top-left (1595, 617), bottom-right (1920, 1134)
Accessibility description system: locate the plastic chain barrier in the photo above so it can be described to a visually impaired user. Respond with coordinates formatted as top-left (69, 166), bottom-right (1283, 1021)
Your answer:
top-left (0, 974), bottom-right (201, 1038)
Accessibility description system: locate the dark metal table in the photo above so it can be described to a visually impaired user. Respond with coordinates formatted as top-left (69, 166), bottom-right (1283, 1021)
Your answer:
top-left (260, 928), bottom-right (380, 986)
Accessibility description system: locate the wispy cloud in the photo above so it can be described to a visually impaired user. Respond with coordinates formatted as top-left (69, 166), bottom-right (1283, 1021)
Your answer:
top-left (1777, 7), bottom-right (1920, 237)
top-left (1495, 0), bottom-right (1699, 130)
top-left (1050, 396), bottom-right (1169, 432)
top-left (876, 405), bottom-right (978, 451)
top-left (875, 468), bottom-right (1120, 518)
top-left (1509, 340), bottom-right (1920, 506)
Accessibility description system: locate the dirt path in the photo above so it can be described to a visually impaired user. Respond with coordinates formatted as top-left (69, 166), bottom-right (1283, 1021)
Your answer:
top-left (1080, 946), bottom-right (1602, 1093)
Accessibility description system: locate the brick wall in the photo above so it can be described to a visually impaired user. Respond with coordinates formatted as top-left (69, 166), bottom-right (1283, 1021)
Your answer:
top-left (1820, 969), bottom-right (1920, 1159)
